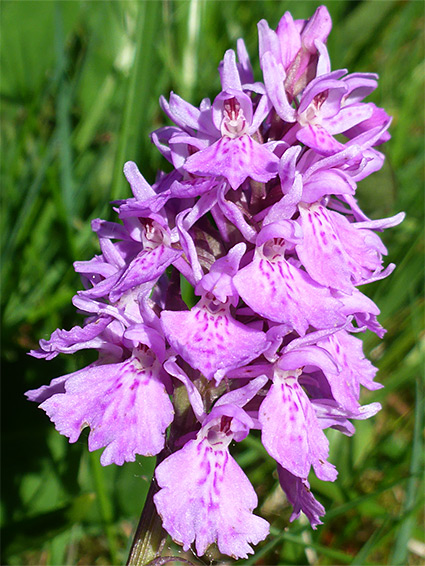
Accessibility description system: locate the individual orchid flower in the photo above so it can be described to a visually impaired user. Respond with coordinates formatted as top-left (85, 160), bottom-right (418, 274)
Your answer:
top-left (259, 365), bottom-right (337, 482)
top-left (29, 315), bottom-right (115, 360)
top-left (154, 405), bottom-right (269, 558)
top-left (26, 329), bottom-right (174, 466)
top-left (293, 71), bottom-right (391, 156)
top-left (154, 373), bottom-right (270, 559)
top-left (157, 49), bottom-right (279, 191)
top-left (295, 201), bottom-right (388, 292)
top-left (161, 245), bottom-right (269, 383)
top-left (258, 6), bottom-right (332, 118)
top-left (233, 221), bottom-right (345, 335)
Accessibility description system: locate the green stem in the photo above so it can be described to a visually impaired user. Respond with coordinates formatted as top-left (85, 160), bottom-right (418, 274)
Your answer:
top-left (126, 465), bottom-right (167, 566)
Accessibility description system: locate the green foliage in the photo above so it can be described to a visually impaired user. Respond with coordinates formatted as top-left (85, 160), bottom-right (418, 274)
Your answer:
top-left (1, 1), bottom-right (423, 564)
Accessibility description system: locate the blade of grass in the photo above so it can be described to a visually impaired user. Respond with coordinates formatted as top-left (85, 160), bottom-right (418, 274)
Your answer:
top-left (54, 2), bottom-right (75, 234)
top-left (272, 529), bottom-right (355, 564)
top-left (179, 0), bottom-right (203, 101)
top-left (110, 1), bottom-right (162, 200)
top-left (325, 474), bottom-right (420, 521)
top-left (1, 141), bottom-right (55, 293)
top-left (73, 75), bottom-right (116, 153)
top-left (390, 376), bottom-right (424, 564)
top-left (351, 515), bottom-right (393, 566)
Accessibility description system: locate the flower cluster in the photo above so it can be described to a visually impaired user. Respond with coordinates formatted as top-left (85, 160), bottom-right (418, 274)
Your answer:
top-left (27, 6), bottom-right (404, 560)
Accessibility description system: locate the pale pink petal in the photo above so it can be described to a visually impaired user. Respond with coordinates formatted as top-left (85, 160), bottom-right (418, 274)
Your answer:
top-left (109, 245), bottom-right (182, 302)
top-left (154, 437), bottom-right (269, 558)
top-left (297, 124), bottom-right (345, 156)
top-left (234, 252), bottom-right (345, 335)
top-left (184, 134), bottom-right (279, 190)
top-left (161, 301), bottom-right (268, 382)
top-left (296, 203), bottom-right (355, 292)
top-left (259, 373), bottom-right (337, 481)
top-left (38, 353), bottom-right (174, 465)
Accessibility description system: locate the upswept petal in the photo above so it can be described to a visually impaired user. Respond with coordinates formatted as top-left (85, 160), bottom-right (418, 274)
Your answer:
top-left (236, 38), bottom-right (254, 84)
top-left (109, 245), bottom-right (182, 302)
top-left (342, 72), bottom-right (378, 104)
top-left (159, 92), bottom-right (201, 133)
top-left (276, 12), bottom-right (301, 68)
top-left (123, 161), bottom-right (156, 201)
top-left (261, 51), bottom-right (297, 122)
top-left (219, 49), bottom-right (243, 92)
top-left (300, 5), bottom-right (332, 52)
top-left (30, 316), bottom-right (112, 360)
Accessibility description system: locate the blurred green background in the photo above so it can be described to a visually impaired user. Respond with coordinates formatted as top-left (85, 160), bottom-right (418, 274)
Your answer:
top-left (1, 1), bottom-right (424, 564)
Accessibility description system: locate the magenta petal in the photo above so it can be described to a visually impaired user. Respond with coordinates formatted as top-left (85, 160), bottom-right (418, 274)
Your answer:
top-left (302, 169), bottom-right (355, 202)
top-left (296, 203), bottom-right (354, 292)
top-left (259, 374), bottom-right (337, 481)
top-left (301, 5), bottom-right (332, 51)
top-left (234, 253), bottom-right (345, 335)
top-left (154, 437), bottom-right (269, 558)
top-left (216, 374), bottom-right (269, 409)
top-left (296, 124), bottom-right (345, 156)
top-left (123, 161), bottom-right (156, 201)
top-left (329, 209), bottom-right (386, 278)
top-left (276, 12), bottom-right (301, 67)
top-left (261, 51), bottom-right (297, 122)
top-left (325, 103), bottom-right (374, 135)
top-left (219, 49), bottom-right (243, 92)
top-left (38, 353), bottom-right (174, 465)
top-left (196, 243), bottom-right (246, 303)
top-left (278, 466), bottom-right (325, 529)
top-left (109, 245), bottom-right (182, 302)
top-left (26, 368), bottom-right (82, 403)
top-left (30, 316), bottom-right (112, 360)
top-left (74, 256), bottom-right (118, 279)
top-left (317, 329), bottom-right (381, 408)
top-left (184, 135), bottom-right (278, 190)
top-left (161, 302), bottom-right (268, 381)
top-left (236, 38), bottom-right (254, 84)
top-left (313, 399), bottom-right (382, 435)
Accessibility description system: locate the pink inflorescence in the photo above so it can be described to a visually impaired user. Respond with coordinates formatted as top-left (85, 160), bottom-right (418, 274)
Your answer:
top-left (27, 6), bottom-right (404, 559)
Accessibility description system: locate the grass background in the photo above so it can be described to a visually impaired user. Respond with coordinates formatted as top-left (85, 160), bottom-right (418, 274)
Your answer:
top-left (1, 1), bottom-right (424, 564)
